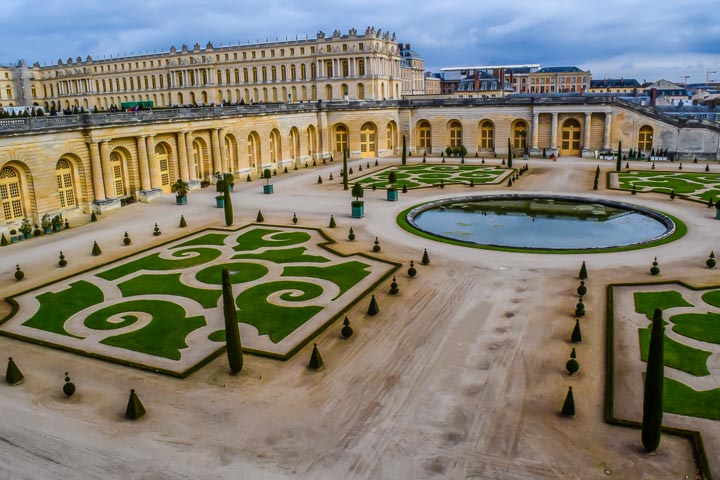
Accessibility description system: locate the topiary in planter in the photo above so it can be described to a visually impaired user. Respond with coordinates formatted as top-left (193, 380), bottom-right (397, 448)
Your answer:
top-left (576, 281), bottom-right (587, 296)
top-left (292, 212), bottom-right (298, 225)
top-left (578, 261), bottom-right (588, 280)
top-left (63, 372), bottom-right (76, 397)
top-left (125, 389), bottom-right (146, 420)
top-left (389, 275), bottom-right (399, 295)
top-left (153, 223), bottom-right (161, 236)
top-left (348, 227), bottom-right (355, 241)
top-left (566, 358), bottom-right (580, 375)
top-left (58, 251), bottom-right (67, 267)
top-left (91, 241), bottom-right (102, 256)
top-left (571, 319), bottom-right (582, 343)
top-left (90, 211), bottom-right (97, 222)
top-left (707, 251), bottom-right (716, 268)
top-left (650, 257), bottom-right (660, 275)
top-left (14, 265), bottom-right (24, 281)
top-left (329, 215), bottom-right (336, 228)
top-left (318, 175), bottom-right (323, 184)
top-left (341, 317), bottom-right (353, 338)
top-left (575, 298), bottom-right (585, 318)
top-left (123, 232), bottom-right (131, 245)
top-left (256, 210), bottom-right (264, 223)
top-left (179, 215), bottom-right (187, 228)
top-left (561, 386), bottom-right (575, 416)
top-left (367, 294), bottom-right (379, 316)
top-left (308, 343), bottom-right (324, 370)
top-left (408, 260), bottom-right (417, 278)
top-left (421, 249), bottom-right (430, 265)
top-left (372, 237), bottom-right (381, 253)
top-left (5, 357), bottom-right (24, 385)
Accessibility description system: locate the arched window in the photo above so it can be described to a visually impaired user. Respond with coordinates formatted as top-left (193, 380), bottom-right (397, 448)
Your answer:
top-left (324, 60), bottom-right (333, 77)
top-left (281, 65), bottom-right (286, 81)
top-left (386, 122), bottom-right (397, 151)
top-left (342, 60), bottom-right (349, 77)
top-left (358, 59), bottom-right (365, 76)
top-left (638, 125), bottom-right (653, 151)
top-left (0, 167), bottom-right (24, 221)
top-left (560, 119), bottom-right (580, 153)
top-left (289, 128), bottom-right (300, 160)
top-left (155, 144), bottom-right (171, 188)
top-left (109, 152), bottom-right (126, 197)
top-left (310, 63), bottom-right (317, 80)
top-left (513, 121), bottom-right (529, 150)
top-left (357, 83), bottom-right (365, 100)
top-left (417, 120), bottom-right (431, 153)
top-left (290, 64), bottom-right (296, 80)
top-left (247, 132), bottom-right (260, 168)
top-left (448, 121), bottom-right (463, 148)
top-left (269, 129), bottom-right (282, 163)
top-left (56, 159), bottom-right (77, 208)
top-left (479, 121), bottom-right (494, 150)
top-left (271, 66), bottom-right (277, 82)
top-left (300, 64), bottom-right (307, 80)
top-left (360, 122), bottom-right (376, 157)
top-left (325, 84), bottom-right (333, 100)
top-left (335, 125), bottom-right (348, 153)
top-left (307, 125), bottom-right (317, 156)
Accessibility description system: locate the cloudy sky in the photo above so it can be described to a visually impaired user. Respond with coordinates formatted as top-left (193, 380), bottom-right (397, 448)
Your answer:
top-left (2, 0), bottom-right (719, 84)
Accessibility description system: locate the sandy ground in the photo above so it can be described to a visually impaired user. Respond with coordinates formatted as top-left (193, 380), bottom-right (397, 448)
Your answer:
top-left (0, 156), bottom-right (717, 479)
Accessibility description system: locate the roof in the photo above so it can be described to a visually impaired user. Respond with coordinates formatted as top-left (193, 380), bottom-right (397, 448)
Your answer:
top-left (503, 67), bottom-right (535, 74)
top-left (645, 79), bottom-right (685, 91)
top-left (535, 66), bottom-right (585, 73)
top-left (590, 78), bottom-right (641, 88)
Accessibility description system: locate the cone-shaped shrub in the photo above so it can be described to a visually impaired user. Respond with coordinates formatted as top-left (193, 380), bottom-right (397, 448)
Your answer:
top-left (222, 268), bottom-right (243, 374)
top-left (58, 251), bottom-right (67, 267)
top-left (5, 357), bottom-right (23, 385)
top-left (401, 135), bottom-right (407, 165)
top-left (642, 308), bottom-right (665, 452)
top-left (422, 153), bottom-right (426, 163)
top-left (650, 257), bottom-right (660, 275)
top-left (706, 164), bottom-right (710, 172)
top-left (318, 175), bottom-right (323, 184)
top-left (341, 316), bottom-right (353, 338)
top-left (707, 251), bottom-right (716, 268)
top-left (283, 166), bottom-right (288, 174)
top-left (679, 163), bottom-right (682, 170)
top-left (179, 215), bottom-right (187, 228)
top-left (566, 358), bottom-right (580, 375)
top-left (615, 141), bottom-right (622, 172)
top-left (669, 190), bottom-right (675, 200)
top-left (153, 223), bottom-right (161, 236)
top-left (571, 319), bottom-right (582, 343)
top-left (561, 386), bottom-right (575, 416)
top-left (63, 372), bottom-right (76, 397)
top-left (223, 180), bottom-right (233, 227)
top-left (308, 343), bottom-right (324, 370)
top-left (123, 232), bottom-right (131, 245)
top-left (292, 212), bottom-right (298, 225)
top-left (329, 215), bottom-right (336, 228)
top-left (0, 233), bottom-right (8, 246)
top-left (246, 174), bottom-right (252, 182)
top-left (14, 265), bottom-right (24, 281)
top-left (578, 261), bottom-right (588, 280)
top-left (570, 347), bottom-right (577, 359)
top-left (91, 241), bottom-right (102, 256)
top-left (408, 260), bottom-right (417, 278)
top-left (374, 159), bottom-right (378, 166)
top-left (367, 294), bottom-right (379, 316)
top-left (389, 276), bottom-right (399, 295)
top-left (421, 248), bottom-right (430, 265)
top-left (125, 389), bottom-right (146, 420)
top-left (577, 281), bottom-right (587, 296)
top-left (90, 211), bottom-right (97, 222)
top-left (402, 184), bottom-right (408, 194)
top-left (508, 178), bottom-right (513, 187)
top-left (256, 210), bottom-right (264, 222)
top-left (342, 150), bottom-right (349, 191)
top-left (348, 227), bottom-right (355, 241)
top-left (372, 237), bottom-right (381, 253)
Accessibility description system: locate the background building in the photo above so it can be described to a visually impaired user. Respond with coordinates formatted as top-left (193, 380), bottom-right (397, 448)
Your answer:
top-left (528, 66), bottom-right (591, 93)
top-left (589, 78), bottom-right (641, 94)
top-left (398, 44), bottom-right (425, 96)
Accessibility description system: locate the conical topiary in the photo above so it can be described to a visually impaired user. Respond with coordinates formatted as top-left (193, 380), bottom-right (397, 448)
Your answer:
top-left (576, 281), bottom-right (587, 296)
top-left (256, 210), bottom-right (264, 222)
top-left (179, 215), bottom-right (187, 228)
top-left (91, 241), bottom-right (102, 256)
top-left (408, 260), bottom-right (417, 278)
top-left (153, 223), bottom-right (161, 236)
top-left (570, 347), bottom-right (577, 359)
top-left (63, 372), bottom-right (76, 397)
top-left (308, 343), bottom-right (324, 370)
top-left (707, 251), bottom-right (716, 268)
top-left (283, 166), bottom-right (288, 174)
top-left (571, 319), bottom-right (582, 343)
top-left (650, 257), bottom-right (660, 275)
top-left (123, 232), bottom-right (131, 245)
top-left (329, 215), bottom-right (336, 228)
top-left (348, 227), bottom-right (355, 241)
top-left (375, 159), bottom-right (379, 167)
top-left (222, 268), bottom-right (243, 374)
top-left (0, 233), bottom-right (8, 246)
top-left (341, 316), bottom-right (353, 338)
top-left (246, 174), bottom-right (252, 182)
top-left (566, 358), bottom-right (580, 375)
top-left (5, 357), bottom-right (23, 385)
top-left (318, 175), bottom-right (323, 184)
top-left (389, 275), bottom-right (399, 295)
top-left (669, 190), bottom-right (675, 200)
top-left (125, 389), bottom-right (146, 420)
top-left (367, 294), bottom-right (379, 316)
top-left (578, 261), bottom-right (588, 280)
top-left (402, 184), bottom-right (408, 194)
top-left (642, 308), bottom-right (665, 452)
top-left (372, 237), bottom-right (381, 253)
top-left (421, 249), bottom-right (430, 265)
top-left (561, 386), bottom-right (575, 416)
top-left (90, 211), bottom-right (97, 222)
top-left (58, 251), bottom-right (67, 267)
top-left (14, 265), bottom-right (24, 281)
top-left (705, 164), bottom-right (710, 172)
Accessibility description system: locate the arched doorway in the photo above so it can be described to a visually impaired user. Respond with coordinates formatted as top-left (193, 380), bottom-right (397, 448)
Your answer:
top-left (155, 143), bottom-right (171, 192)
top-left (108, 151), bottom-right (127, 197)
top-left (512, 120), bottom-right (529, 153)
top-left (386, 121), bottom-right (397, 153)
top-left (269, 129), bottom-right (282, 164)
top-left (0, 166), bottom-right (25, 222)
top-left (334, 124), bottom-right (348, 154)
top-left (417, 120), bottom-right (431, 153)
top-left (479, 120), bottom-right (494, 152)
top-left (448, 120), bottom-right (463, 148)
top-left (638, 125), bottom-right (653, 152)
top-left (360, 122), bottom-right (377, 158)
top-left (56, 159), bottom-right (78, 208)
top-left (560, 119), bottom-right (581, 156)
top-left (289, 128), bottom-right (300, 162)
top-left (224, 135), bottom-right (238, 172)
top-left (248, 132), bottom-right (261, 171)
top-left (191, 139), bottom-right (208, 180)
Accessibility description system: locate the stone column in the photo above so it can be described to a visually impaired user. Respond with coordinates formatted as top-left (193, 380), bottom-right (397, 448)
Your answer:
top-left (87, 140), bottom-right (106, 201)
top-left (136, 135), bottom-right (152, 191)
top-left (583, 113), bottom-right (592, 151)
top-left (603, 112), bottom-right (612, 149)
top-left (219, 128), bottom-right (228, 172)
top-left (531, 112), bottom-right (540, 150)
top-left (550, 112), bottom-right (558, 150)
top-left (186, 132), bottom-right (197, 179)
top-left (99, 140), bottom-right (115, 197)
top-left (211, 128), bottom-right (223, 174)
top-left (146, 135), bottom-right (161, 188)
top-left (177, 131), bottom-right (190, 182)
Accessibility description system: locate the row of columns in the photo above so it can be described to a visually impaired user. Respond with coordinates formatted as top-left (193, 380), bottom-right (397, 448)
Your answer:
top-left (530, 112), bottom-right (612, 151)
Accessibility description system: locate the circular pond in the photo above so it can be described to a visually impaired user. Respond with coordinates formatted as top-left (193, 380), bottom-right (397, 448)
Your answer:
top-left (404, 195), bottom-right (680, 252)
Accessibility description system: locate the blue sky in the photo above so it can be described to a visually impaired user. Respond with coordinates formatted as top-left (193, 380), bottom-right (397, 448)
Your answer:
top-left (2, 0), bottom-right (719, 84)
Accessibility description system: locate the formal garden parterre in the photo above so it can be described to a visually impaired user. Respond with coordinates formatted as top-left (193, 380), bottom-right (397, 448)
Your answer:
top-left (0, 225), bottom-right (397, 376)
top-left (352, 163), bottom-right (512, 190)
top-left (611, 170), bottom-right (720, 203)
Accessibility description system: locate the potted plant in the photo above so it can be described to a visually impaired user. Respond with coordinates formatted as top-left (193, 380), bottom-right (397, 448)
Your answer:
top-left (41, 213), bottom-right (52, 234)
top-left (9, 229), bottom-right (18, 243)
top-left (351, 183), bottom-right (365, 218)
top-left (263, 168), bottom-right (273, 194)
top-left (171, 178), bottom-right (190, 205)
top-left (19, 218), bottom-right (32, 239)
top-left (52, 214), bottom-right (63, 232)
top-left (386, 171), bottom-right (399, 201)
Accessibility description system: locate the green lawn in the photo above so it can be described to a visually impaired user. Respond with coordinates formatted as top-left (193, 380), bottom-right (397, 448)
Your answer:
top-left (22, 281), bottom-right (103, 337)
top-left (98, 247), bottom-right (223, 281)
top-left (616, 171), bottom-right (720, 202)
top-left (663, 377), bottom-right (720, 420)
top-left (701, 290), bottom-right (720, 308)
top-left (670, 312), bottom-right (720, 345)
top-left (638, 326), bottom-right (711, 377)
top-left (633, 290), bottom-right (693, 320)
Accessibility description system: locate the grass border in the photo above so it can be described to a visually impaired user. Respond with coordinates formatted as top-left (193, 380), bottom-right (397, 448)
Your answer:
top-left (0, 223), bottom-right (399, 378)
top-left (396, 196), bottom-right (688, 254)
top-left (606, 169), bottom-right (720, 207)
top-left (606, 280), bottom-right (716, 479)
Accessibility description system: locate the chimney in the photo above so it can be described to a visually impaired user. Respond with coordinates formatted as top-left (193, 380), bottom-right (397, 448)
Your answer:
top-left (650, 88), bottom-right (658, 107)
top-left (405, 43), bottom-right (410, 50)
top-left (474, 69), bottom-right (480, 91)
top-left (397, 43), bottom-right (403, 51)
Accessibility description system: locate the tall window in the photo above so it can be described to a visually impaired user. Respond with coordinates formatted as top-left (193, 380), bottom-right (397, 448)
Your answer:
top-left (449, 121), bottom-right (462, 148)
top-left (155, 144), bottom-right (170, 187)
top-left (479, 121), bottom-right (494, 150)
top-left (56, 159), bottom-right (77, 208)
top-left (513, 121), bottom-right (529, 149)
top-left (386, 122), bottom-right (396, 150)
top-left (358, 59), bottom-right (365, 76)
top-left (269, 130), bottom-right (281, 163)
top-left (335, 125), bottom-right (348, 153)
top-left (638, 125), bottom-right (653, 151)
top-left (247, 133), bottom-right (260, 167)
top-left (360, 123), bottom-right (376, 156)
top-left (418, 121), bottom-right (431, 152)
top-left (109, 152), bottom-right (125, 196)
top-left (0, 167), bottom-right (24, 221)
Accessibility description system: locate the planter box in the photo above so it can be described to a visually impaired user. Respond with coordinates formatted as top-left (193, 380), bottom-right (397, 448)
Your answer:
top-left (10, 236), bottom-right (18, 243)
top-left (176, 196), bottom-right (187, 205)
top-left (23, 233), bottom-right (32, 239)
top-left (44, 227), bottom-right (52, 234)
top-left (263, 184), bottom-right (274, 194)
top-left (351, 205), bottom-right (365, 218)
top-left (215, 197), bottom-right (225, 208)
top-left (386, 189), bottom-right (399, 201)
top-left (229, 184), bottom-right (234, 192)
top-left (716, 208), bottom-right (720, 220)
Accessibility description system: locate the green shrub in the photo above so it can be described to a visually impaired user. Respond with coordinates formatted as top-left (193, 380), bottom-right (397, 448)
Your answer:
top-left (367, 295), bottom-right (379, 316)
top-left (125, 389), bottom-right (146, 420)
top-left (389, 275), bottom-right (399, 295)
top-left (341, 317), bottom-right (353, 338)
top-left (222, 268), bottom-right (243, 374)
top-left (256, 210), bottom-right (264, 223)
top-left (421, 249), bottom-right (430, 265)
top-left (328, 215), bottom-right (336, 228)
top-left (90, 211), bottom-right (97, 222)
top-left (5, 357), bottom-right (24, 385)
top-left (561, 386), bottom-right (575, 416)
top-left (707, 251), bottom-right (716, 268)
top-left (179, 215), bottom-right (187, 228)
top-left (642, 308), bottom-right (664, 452)
top-left (408, 260), bottom-right (417, 278)
top-left (63, 373), bottom-right (76, 397)
top-left (292, 212), bottom-right (298, 225)
top-left (153, 223), bottom-right (161, 236)
top-left (14, 265), bottom-right (24, 280)
top-left (566, 358), bottom-right (580, 374)
top-left (308, 343), bottom-right (324, 369)
top-left (578, 261), bottom-right (588, 280)
top-left (318, 175), bottom-right (323, 184)
top-left (575, 299), bottom-right (585, 318)
top-left (571, 319), bottom-right (582, 343)
top-left (123, 232), bottom-right (131, 245)
top-left (348, 227), bottom-right (355, 241)
top-left (576, 281), bottom-right (587, 296)
top-left (570, 347), bottom-right (576, 359)
top-left (650, 257), bottom-right (660, 275)
top-left (372, 237), bottom-right (381, 253)
top-left (58, 251), bottom-right (67, 267)
top-left (0, 233), bottom-right (7, 246)
top-left (91, 241), bottom-right (102, 256)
